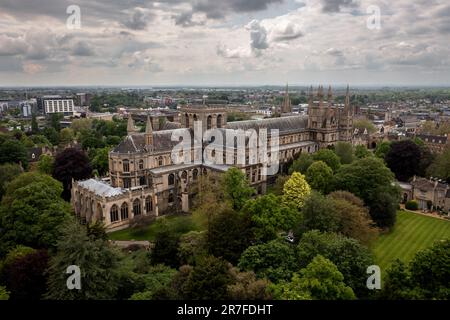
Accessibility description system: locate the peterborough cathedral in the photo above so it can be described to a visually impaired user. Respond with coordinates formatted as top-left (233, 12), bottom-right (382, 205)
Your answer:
top-left (72, 86), bottom-right (360, 230)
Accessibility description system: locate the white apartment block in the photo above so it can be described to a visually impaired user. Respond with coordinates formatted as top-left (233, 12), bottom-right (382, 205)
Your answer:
top-left (44, 98), bottom-right (75, 114)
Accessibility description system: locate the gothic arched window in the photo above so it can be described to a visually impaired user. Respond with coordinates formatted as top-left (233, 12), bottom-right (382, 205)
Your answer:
top-left (110, 205), bottom-right (119, 223)
top-left (133, 199), bottom-right (141, 216)
top-left (120, 203), bottom-right (129, 220)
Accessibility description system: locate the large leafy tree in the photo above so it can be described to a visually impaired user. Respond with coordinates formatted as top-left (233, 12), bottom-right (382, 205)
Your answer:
top-left (334, 157), bottom-right (400, 229)
top-left (0, 172), bottom-right (71, 254)
top-left (151, 225), bottom-right (182, 268)
top-left (298, 192), bottom-right (340, 235)
top-left (380, 240), bottom-right (450, 300)
top-left (52, 148), bottom-right (92, 201)
top-left (334, 142), bottom-right (354, 164)
top-left (0, 163), bottom-right (22, 201)
top-left (221, 168), bottom-right (255, 211)
top-left (243, 193), bottom-right (300, 243)
top-left (89, 147), bottom-right (110, 176)
top-left (313, 149), bottom-right (341, 172)
top-left (0, 138), bottom-right (28, 169)
top-left (375, 141), bottom-right (391, 159)
top-left (46, 220), bottom-right (122, 300)
top-left (328, 191), bottom-right (379, 245)
top-left (183, 256), bottom-right (234, 300)
top-left (289, 153), bottom-right (314, 174)
top-left (354, 145), bottom-right (371, 159)
top-left (207, 208), bottom-right (253, 264)
top-left (385, 140), bottom-right (422, 181)
top-left (227, 268), bottom-right (272, 300)
top-left (305, 161), bottom-right (334, 194)
top-left (37, 154), bottom-right (54, 175)
top-left (238, 239), bottom-right (298, 283)
top-left (1, 250), bottom-right (49, 300)
top-left (296, 230), bottom-right (375, 297)
top-left (273, 255), bottom-right (355, 300)
top-left (282, 172), bottom-right (311, 209)
top-left (427, 146), bottom-right (450, 182)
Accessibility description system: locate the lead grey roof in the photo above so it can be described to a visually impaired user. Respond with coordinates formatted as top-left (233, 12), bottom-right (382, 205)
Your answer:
top-left (226, 115), bottom-right (309, 134)
top-left (78, 179), bottom-right (125, 197)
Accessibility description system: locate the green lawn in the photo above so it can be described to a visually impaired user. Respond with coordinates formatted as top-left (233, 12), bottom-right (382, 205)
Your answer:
top-left (373, 210), bottom-right (450, 271)
top-left (108, 214), bottom-right (201, 241)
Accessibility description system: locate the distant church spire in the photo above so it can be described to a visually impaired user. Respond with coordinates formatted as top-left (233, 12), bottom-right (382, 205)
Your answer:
top-left (282, 83), bottom-right (292, 113)
top-left (127, 114), bottom-right (136, 134)
top-left (327, 85), bottom-right (333, 108)
top-left (145, 114), bottom-right (153, 146)
top-left (344, 85), bottom-right (351, 115)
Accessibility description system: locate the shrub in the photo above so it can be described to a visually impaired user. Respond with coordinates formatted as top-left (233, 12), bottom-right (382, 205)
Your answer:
top-left (405, 200), bottom-right (419, 211)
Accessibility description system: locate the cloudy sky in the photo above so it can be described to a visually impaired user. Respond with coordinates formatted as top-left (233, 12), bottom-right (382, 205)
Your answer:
top-left (0, 0), bottom-right (449, 86)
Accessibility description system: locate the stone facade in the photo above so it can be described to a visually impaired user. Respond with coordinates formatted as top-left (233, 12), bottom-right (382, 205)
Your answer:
top-left (72, 86), bottom-right (360, 230)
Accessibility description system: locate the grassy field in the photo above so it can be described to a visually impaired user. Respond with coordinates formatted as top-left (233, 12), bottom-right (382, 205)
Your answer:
top-left (373, 210), bottom-right (450, 271)
top-left (108, 214), bottom-right (201, 241)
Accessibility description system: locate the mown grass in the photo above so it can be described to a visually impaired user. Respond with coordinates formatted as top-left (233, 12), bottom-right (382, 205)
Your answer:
top-left (373, 210), bottom-right (450, 271)
top-left (108, 214), bottom-right (201, 241)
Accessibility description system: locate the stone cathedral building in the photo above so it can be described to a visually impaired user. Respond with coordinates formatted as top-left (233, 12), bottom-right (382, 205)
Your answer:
top-left (72, 86), bottom-right (357, 230)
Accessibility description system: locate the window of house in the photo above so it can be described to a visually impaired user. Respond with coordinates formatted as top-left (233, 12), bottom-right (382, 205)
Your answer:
top-left (110, 205), bottom-right (119, 223)
top-left (123, 159), bottom-right (130, 172)
top-left (139, 176), bottom-right (146, 186)
top-left (123, 178), bottom-right (131, 188)
top-left (120, 203), bottom-right (128, 220)
top-left (193, 169), bottom-right (198, 181)
top-left (139, 160), bottom-right (144, 170)
top-left (168, 173), bottom-right (175, 186)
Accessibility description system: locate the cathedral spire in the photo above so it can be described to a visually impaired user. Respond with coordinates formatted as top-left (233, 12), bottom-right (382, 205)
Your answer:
top-left (282, 83), bottom-right (292, 113)
top-left (145, 114), bottom-right (153, 146)
top-left (127, 114), bottom-right (136, 134)
top-left (344, 85), bottom-right (351, 115)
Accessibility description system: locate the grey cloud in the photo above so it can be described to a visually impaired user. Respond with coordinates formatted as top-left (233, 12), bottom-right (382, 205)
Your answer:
top-left (173, 11), bottom-right (205, 27)
top-left (122, 9), bottom-right (154, 30)
top-left (272, 22), bottom-right (303, 42)
top-left (248, 20), bottom-right (269, 50)
top-left (72, 41), bottom-right (96, 56)
top-left (320, 0), bottom-right (358, 13)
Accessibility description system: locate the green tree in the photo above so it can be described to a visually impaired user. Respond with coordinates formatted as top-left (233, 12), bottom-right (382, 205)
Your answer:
top-left (221, 167), bottom-right (255, 211)
top-left (274, 256), bottom-right (355, 300)
top-left (409, 239), bottom-right (450, 299)
top-left (31, 113), bottom-right (39, 134)
top-left (375, 141), bottom-right (391, 159)
top-left (0, 286), bottom-right (9, 300)
top-left (238, 239), bottom-right (298, 283)
top-left (177, 231), bottom-right (207, 266)
top-left (0, 172), bottom-right (71, 254)
top-left (305, 161), bottom-right (334, 194)
top-left (0, 139), bottom-right (28, 169)
top-left (46, 219), bottom-right (121, 300)
top-left (296, 230), bottom-right (375, 296)
top-left (59, 128), bottom-right (74, 146)
top-left (354, 145), bottom-right (371, 159)
top-left (37, 154), bottom-right (54, 175)
top-left (378, 260), bottom-right (417, 300)
top-left (282, 172), bottom-right (311, 209)
top-left (298, 192), bottom-right (340, 234)
top-left (427, 146), bottom-right (450, 181)
top-left (0, 163), bottom-right (22, 201)
top-left (334, 157), bottom-right (399, 229)
top-left (243, 194), bottom-right (300, 243)
top-left (151, 225), bottom-right (181, 268)
top-left (89, 147), bottom-right (110, 176)
top-left (334, 142), bottom-right (354, 164)
top-left (42, 127), bottom-right (60, 146)
top-left (289, 153), bottom-right (314, 174)
top-left (207, 208), bottom-right (253, 264)
top-left (227, 268), bottom-right (272, 300)
top-left (183, 256), bottom-right (234, 300)
top-left (313, 149), bottom-right (341, 172)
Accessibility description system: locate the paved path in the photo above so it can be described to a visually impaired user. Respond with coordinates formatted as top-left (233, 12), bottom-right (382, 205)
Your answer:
top-left (110, 240), bottom-right (152, 250)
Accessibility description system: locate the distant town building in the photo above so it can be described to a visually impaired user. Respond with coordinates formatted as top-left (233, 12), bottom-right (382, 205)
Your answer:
top-left (40, 96), bottom-right (75, 115)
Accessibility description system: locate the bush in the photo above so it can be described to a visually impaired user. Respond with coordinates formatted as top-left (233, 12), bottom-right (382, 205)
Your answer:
top-left (405, 200), bottom-right (419, 211)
